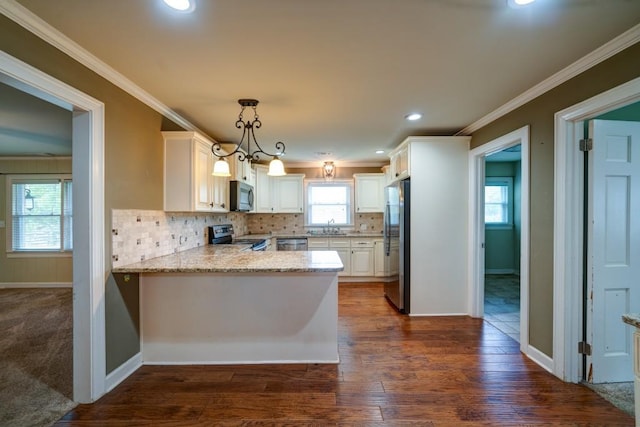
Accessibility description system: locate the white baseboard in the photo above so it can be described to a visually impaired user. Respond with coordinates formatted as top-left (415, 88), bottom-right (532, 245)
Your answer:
top-left (105, 352), bottom-right (142, 392)
top-left (485, 269), bottom-right (516, 275)
top-left (0, 282), bottom-right (72, 289)
top-left (525, 344), bottom-right (554, 374)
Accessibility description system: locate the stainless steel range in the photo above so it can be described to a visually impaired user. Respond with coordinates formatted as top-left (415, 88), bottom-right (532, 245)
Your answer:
top-left (208, 224), bottom-right (267, 251)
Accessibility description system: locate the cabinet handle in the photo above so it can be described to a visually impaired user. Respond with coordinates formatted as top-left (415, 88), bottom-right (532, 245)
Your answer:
top-left (209, 202), bottom-right (214, 207)
top-left (221, 203), bottom-right (225, 209)
top-left (395, 172), bottom-right (399, 177)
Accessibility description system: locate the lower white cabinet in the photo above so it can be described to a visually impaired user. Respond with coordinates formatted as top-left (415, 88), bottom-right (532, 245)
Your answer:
top-left (374, 239), bottom-right (386, 277)
top-left (329, 238), bottom-right (351, 277)
top-left (350, 239), bottom-right (374, 276)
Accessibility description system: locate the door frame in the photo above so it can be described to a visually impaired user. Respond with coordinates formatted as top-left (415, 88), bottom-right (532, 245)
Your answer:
top-left (553, 76), bottom-right (640, 382)
top-left (0, 51), bottom-right (106, 402)
top-left (468, 125), bottom-right (531, 354)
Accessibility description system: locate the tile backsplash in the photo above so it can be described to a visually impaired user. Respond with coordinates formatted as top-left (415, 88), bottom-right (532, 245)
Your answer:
top-left (246, 213), bottom-right (383, 235)
top-left (111, 209), bottom-right (246, 268)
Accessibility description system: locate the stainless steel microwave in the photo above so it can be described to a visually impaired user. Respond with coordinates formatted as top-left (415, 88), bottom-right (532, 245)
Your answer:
top-left (229, 180), bottom-right (254, 211)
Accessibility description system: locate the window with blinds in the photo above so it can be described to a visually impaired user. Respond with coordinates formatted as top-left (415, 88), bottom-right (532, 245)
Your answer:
top-left (8, 176), bottom-right (72, 252)
top-left (484, 177), bottom-right (513, 226)
top-left (305, 180), bottom-right (353, 226)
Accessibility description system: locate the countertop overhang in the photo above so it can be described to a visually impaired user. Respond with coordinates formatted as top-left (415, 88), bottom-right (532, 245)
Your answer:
top-left (112, 245), bottom-right (344, 274)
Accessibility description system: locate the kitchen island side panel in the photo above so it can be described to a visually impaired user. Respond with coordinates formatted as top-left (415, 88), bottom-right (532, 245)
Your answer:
top-left (140, 272), bottom-right (339, 364)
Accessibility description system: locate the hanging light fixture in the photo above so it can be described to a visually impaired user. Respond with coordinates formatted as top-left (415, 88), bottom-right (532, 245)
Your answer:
top-left (212, 99), bottom-right (286, 177)
top-left (24, 188), bottom-right (35, 210)
top-left (322, 161), bottom-right (336, 181)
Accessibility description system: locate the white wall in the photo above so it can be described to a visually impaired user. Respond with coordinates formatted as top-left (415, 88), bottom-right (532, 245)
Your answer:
top-left (408, 137), bottom-right (470, 315)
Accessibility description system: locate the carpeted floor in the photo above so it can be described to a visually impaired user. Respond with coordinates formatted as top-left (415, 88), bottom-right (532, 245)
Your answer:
top-left (0, 288), bottom-right (76, 427)
top-left (586, 381), bottom-right (635, 417)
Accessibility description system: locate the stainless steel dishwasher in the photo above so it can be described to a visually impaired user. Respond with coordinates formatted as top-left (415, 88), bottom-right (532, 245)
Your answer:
top-left (276, 237), bottom-right (308, 251)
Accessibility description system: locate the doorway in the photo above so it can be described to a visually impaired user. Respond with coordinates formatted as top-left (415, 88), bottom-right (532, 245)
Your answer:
top-left (0, 51), bottom-right (106, 402)
top-left (553, 76), bottom-right (640, 383)
top-left (484, 147), bottom-right (522, 343)
top-left (468, 125), bottom-right (530, 355)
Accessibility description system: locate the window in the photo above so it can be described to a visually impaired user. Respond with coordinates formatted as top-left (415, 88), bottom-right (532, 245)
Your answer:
top-left (7, 175), bottom-right (72, 252)
top-left (484, 177), bottom-right (512, 226)
top-left (305, 180), bottom-right (353, 226)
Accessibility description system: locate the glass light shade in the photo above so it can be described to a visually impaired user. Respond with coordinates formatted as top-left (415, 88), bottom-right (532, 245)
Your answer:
top-left (212, 159), bottom-right (231, 177)
top-left (267, 157), bottom-right (286, 176)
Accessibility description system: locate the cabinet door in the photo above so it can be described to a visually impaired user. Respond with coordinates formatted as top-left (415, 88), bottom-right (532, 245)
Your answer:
top-left (355, 174), bottom-right (385, 213)
top-left (211, 175), bottom-right (228, 212)
top-left (194, 140), bottom-right (214, 211)
top-left (390, 145), bottom-right (410, 181)
top-left (254, 165), bottom-right (273, 212)
top-left (308, 238), bottom-right (330, 250)
top-left (374, 240), bottom-right (387, 277)
top-left (351, 239), bottom-right (374, 276)
top-left (334, 248), bottom-right (351, 276)
top-left (273, 175), bottom-right (304, 213)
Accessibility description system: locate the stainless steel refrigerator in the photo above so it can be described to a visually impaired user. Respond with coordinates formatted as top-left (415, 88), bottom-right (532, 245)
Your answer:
top-left (384, 178), bottom-right (410, 313)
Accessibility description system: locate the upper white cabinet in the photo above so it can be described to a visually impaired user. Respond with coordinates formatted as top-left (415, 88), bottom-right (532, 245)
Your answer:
top-left (273, 174), bottom-right (304, 213)
top-left (163, 131), bottom-right (228, 212)
top-left (254, 165), bottom-right (272, 212)
top-left (354, 173), bottom-right (385, 213)
top-left (389, 143), bottom-right (410, 181)
top-left (221, 145), bottom-right (252, 183)
top-left (253, 166), bottom-right (304, 213)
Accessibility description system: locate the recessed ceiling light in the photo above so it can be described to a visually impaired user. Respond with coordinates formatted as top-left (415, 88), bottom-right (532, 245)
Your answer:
top-left (405, 113), bottom-right (422, 121)
top-left (507, 0), bottom-right (535, 8)
top-left (163, 0), bottom-right (195, 12)
top-left (375, 150), bottom-right (385, 154)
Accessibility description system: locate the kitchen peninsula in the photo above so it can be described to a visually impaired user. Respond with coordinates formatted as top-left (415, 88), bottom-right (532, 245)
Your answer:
top-left (113, 245), bottom-right (343, 365)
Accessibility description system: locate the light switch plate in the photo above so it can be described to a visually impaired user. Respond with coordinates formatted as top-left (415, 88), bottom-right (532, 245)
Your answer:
top-left (0, 220), bottom-right (5, 228)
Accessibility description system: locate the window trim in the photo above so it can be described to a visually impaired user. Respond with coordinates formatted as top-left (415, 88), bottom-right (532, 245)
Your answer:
top-left (484, 176), bottom-right (513, 228)
top-left (304, 178), bottom-right (355, 227)
top-left (6, 174), bottom-right (73, 257)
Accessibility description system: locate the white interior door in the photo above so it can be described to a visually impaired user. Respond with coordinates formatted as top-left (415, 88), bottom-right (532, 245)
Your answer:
top-left (588, 119), bottom-right (640, 383)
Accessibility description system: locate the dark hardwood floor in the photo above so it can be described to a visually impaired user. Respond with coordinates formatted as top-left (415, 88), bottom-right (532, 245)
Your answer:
top-left (55, 283), bottom-right (634, 426)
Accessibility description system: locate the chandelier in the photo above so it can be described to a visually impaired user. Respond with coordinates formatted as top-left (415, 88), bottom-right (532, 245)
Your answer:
top-left (211, 99), bottom-right (286, 177)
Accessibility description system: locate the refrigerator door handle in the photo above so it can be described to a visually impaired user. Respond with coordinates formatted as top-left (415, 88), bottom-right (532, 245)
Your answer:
top-left (384, 202), bottom-right (391, 256)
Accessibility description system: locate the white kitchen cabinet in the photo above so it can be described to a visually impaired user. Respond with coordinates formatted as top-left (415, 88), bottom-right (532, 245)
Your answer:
top-left (308, 238), bottom-right (330, 250)
top-left (354, 173), bottom-right (385, 213)
top-left (330, 238), bottom-right (351, 276)
top-left (273, 174), bottom-right (305, 213)
top-left (350, 238), bottom-right (374, 276)
top-left (163, 131), bottom-right (228, 212)
top-left (374, 239), bottom-right (387, 277)
top-left (254, 165), bottom-right (273, 212)
top-left (254, 169), bottom-right (304, 213)
top-left (389, 144), bottom-right (410, 182)
top-left (222, 145), bottom-right (252, 183)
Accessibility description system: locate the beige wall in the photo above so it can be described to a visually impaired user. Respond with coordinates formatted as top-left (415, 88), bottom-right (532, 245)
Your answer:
top-left (0, 158), bottom-right (73, 284)
top-left (0, 15), bottom-right (184, 373)
top-left (470, 42), bottom-right (640, 357)
top-left (287, 166), bottom-right (385, 180)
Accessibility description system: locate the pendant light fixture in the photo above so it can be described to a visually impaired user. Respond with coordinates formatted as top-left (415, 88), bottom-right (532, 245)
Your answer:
top-left (212, 99), bottom-right (286, 177)
top-left (322, 161), bottom-right (336, 181)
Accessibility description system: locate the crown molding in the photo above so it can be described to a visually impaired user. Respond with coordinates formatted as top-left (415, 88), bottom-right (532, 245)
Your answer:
top-left (0, 0), bottom-right (205, 135)
top-left (456, 22), bottom-right (640, 136)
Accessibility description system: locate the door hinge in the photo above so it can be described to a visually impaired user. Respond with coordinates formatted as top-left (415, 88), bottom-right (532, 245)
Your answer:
top-left (579, 138), bottom-right (593, 152)
top-left (578, 341), bottom-right (592, 356)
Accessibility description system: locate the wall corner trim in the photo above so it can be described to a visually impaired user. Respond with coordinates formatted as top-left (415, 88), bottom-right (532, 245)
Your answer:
top-left (456, 23), bottom-right (640, 136)
top-left (0, 0), bottom-right (206, 136)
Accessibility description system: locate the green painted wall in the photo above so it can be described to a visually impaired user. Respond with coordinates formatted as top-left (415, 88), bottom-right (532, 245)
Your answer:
top-left (470, 42), bottom-right (640, 357)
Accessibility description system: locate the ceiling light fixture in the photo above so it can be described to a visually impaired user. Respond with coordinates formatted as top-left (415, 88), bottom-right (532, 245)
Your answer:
top-left (163, 0), bottom-right (195, 12)
top-left (375, 150), bottom-right (385, 154)
top-left (405, 113), bottom-right (422, 121)
top-left (212, 99), bottom-right (286, 177)
top-left (322, 162), bottom-right (336, 181)
top-left (507, 0), bottom-right (536, 8)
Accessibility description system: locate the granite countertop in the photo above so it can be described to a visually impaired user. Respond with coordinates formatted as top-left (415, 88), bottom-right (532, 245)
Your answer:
top-left (622, 314), bottom-right (640, 328)
top-left (112, 245), bottom-right (344, 274)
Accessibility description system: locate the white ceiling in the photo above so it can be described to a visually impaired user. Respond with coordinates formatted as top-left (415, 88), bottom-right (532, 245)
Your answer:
top-left (6, 0), bottom-right (640, 165)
